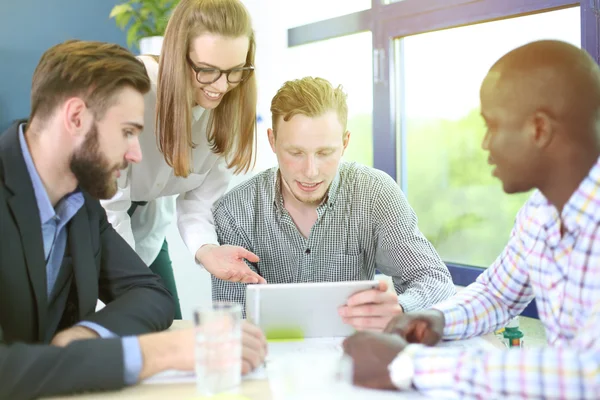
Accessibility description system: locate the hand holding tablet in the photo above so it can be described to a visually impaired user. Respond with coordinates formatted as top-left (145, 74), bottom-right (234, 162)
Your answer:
top-left (245, 280), bottom-right (383, 339)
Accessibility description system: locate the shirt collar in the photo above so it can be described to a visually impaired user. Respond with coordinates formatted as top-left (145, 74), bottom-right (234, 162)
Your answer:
top-left (192, 104), bottom-right (205, 122)
top-left (562, 155), bottom-right (600, 230)
top-left (541, 155), bottom-right (600, 236)
top-left (19, 123), bottom-right (56, 224)
top-left (18, 124), bottom-right (84, 225)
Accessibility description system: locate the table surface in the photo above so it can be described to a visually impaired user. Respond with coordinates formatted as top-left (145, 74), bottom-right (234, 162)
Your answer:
top-left (48, 320), bottom-right (505, 400)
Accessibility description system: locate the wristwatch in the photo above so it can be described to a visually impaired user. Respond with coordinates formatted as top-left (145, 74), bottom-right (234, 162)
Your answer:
top-left (387, 344), bottom-right (423, 390)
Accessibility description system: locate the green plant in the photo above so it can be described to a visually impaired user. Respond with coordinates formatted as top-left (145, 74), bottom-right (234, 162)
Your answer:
top-left (110, 0), bottom-right (180, 50)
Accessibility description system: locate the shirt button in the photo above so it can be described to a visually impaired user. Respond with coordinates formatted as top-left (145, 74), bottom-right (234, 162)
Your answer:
top-left (305, 248), bottom-right (311, 255)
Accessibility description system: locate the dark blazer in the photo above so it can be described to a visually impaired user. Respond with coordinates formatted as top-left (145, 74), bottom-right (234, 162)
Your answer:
top-left (0, 121), bottom-right (176, 399)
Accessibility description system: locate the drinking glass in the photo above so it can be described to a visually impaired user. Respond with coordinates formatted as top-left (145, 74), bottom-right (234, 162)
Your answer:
top-left (194, 302), bottom-right (242, 396)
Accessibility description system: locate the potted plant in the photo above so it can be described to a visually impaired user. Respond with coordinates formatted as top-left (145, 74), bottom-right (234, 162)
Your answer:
top-left (109, 0), bottom-right (180, 55)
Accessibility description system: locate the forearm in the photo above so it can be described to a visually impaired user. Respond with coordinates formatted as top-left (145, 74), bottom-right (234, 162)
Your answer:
top-left (374, 191), bottom-right (456, 312)
top-left (433, 273), bottom-right (532, 340)
top-left (0, 339), bottom-right (124, 400)
top-left (96, 220), bottom-right (175, 335)
top-left (195, 243), bottom-right (218, 264)
top-left (393, 263), bottom-right (456, 313)
top-left (179, 212), bottom-right (219, 264)
top-left (433, 285), bottom-right (507, 339)
top-left (407, 345), bottom-right (600, 400)
top-left (137, 332), bottom-right (181, 380)
top-left (177, 159), bottom-right (232, 263)
top-left (90, 288), bottom-right (175, 336)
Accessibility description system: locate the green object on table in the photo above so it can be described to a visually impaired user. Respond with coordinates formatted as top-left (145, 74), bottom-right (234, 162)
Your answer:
top-left (265, 326), bottom-right (305, 341)
top-left (503, 317), bottom-right (524, 348)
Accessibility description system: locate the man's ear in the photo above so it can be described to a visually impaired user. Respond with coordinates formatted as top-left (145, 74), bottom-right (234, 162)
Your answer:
top-left (62, 97), bottom-right (92, 140)
top-left (267, 128), bottom-right (276, 152)
top-left (342, 130), bottom-right (351, 152)
top-left (529, 111), bottom-right (554, 149)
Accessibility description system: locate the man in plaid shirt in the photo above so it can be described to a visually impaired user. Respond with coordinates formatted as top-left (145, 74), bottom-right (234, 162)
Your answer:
top-left (212, 77), bottom-right (455, 331)
top-left (343, 40), bottom-right (600, 399)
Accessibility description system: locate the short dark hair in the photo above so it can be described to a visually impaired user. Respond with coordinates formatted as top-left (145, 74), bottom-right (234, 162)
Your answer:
top-left (29, 40), bottom-right (150, 122)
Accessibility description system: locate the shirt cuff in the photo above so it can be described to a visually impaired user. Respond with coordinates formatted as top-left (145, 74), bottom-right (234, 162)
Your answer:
top-left (396, 293), bottom-right (423, 313)
top-left (431, 301), bottom-right (467, 339)
top-left (122, 336), bottom-right (143, 385)
top-left (77, 321), bottom-right (116, 338)
top-left (410, 345), bottom-right (463, 399)
top-left (182, 230), bottom-right (219, 268)
top-left (78, 322), bottom-right (142, 385)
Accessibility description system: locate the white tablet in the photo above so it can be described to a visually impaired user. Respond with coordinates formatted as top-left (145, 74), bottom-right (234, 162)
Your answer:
top-left (245, 280), bottom-right (380, 339)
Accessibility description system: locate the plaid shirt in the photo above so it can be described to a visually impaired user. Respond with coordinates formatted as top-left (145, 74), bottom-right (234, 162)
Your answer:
top-left (403, 158), bottom-right (600, 399)
top-left (211, 162), bottom-right (455, 313)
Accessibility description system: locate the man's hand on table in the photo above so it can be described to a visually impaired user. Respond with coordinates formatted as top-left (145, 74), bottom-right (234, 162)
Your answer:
top-left (342, 309), bottom-right (447, 390)
top-left (137, 320), bottom-right (267, 381)
top-left (338, 280), bottom-right (403, 331)
top-left (51, 325), bottom-right (100, 346)
top-left (241, 320), bottom-right (268, 374)
top-left (384, 309), bottom-right (445, 345)
top-left (342, 331), bottom-right (407, 390)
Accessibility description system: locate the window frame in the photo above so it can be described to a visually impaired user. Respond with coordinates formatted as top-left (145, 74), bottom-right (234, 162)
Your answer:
top-left (287, 0), bottom-right (599, 318)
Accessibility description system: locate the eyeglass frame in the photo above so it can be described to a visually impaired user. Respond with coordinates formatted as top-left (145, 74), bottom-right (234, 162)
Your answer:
top-left (186, 55), bottom-right (255, 84)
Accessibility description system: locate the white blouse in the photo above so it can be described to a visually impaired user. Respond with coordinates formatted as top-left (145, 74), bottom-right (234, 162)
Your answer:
top-left (100, 56), bottom-right (233, 266)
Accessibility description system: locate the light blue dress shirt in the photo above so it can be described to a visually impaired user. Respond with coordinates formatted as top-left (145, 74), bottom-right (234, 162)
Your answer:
top-left (19, 125), bottom-right (142, 385)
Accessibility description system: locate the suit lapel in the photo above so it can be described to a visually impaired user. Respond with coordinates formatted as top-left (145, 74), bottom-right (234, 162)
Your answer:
top-left (8, 196), bottom-right (48, 339)
top-left (2, 121), bottom-right (48, 341)
top-left (68, 205), bottom-right (97, 319)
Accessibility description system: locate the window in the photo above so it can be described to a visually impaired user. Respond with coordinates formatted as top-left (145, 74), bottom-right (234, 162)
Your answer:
top-left (285, 32), bottom-right (374, 166)
top-left (285, 0), bottom-right (596, 317)
top-left (282, 0), bottom-right (370, 28)
top-left (396, 7), bottom-right (581, 266)
top-left (285, 2), bottom-right (597, 303)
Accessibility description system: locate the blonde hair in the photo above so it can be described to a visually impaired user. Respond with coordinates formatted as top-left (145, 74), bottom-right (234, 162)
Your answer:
top-left (270, 77), bottom-right (348, 136)
top-left (156, 0), bottom-right (257, 177)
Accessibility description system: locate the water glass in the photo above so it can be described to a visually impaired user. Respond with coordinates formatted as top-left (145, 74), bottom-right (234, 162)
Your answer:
top-left (194, 302), bottom-right (242, 396)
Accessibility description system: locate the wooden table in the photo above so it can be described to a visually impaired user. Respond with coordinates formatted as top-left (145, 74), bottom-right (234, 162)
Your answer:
top-left (50, 320), bottom-right (505, 400)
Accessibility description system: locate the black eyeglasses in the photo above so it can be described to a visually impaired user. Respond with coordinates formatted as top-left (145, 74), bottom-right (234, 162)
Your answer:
top-left (187, 55), bottom-right (254, 84)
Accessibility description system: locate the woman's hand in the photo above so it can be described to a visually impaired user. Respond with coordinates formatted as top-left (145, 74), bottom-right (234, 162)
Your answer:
top-left (196, 244), bottom-right (266, 284)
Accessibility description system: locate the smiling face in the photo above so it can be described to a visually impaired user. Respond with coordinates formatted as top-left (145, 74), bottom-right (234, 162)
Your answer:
top-left (188, 33), bottom-right (250, 109)
top-left (269, 111), bottom-right (349, 206)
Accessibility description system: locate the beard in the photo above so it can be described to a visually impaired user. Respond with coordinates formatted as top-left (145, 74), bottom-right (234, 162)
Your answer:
top-left (285, 178), bottom-right (329, 206)
top-left (293, 189), bottom-right (327, 206)
top-left (69, 123), bottom-right (126, 199)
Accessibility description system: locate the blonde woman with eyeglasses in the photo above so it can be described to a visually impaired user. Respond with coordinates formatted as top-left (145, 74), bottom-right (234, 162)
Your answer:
top-left (101, 0), bottom-right (266, 320)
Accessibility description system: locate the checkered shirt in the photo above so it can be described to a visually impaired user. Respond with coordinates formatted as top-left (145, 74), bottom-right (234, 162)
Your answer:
top-left (406, 157), bottom-right (600, 399)
top-left (211, 161), bottom-right (455, 314)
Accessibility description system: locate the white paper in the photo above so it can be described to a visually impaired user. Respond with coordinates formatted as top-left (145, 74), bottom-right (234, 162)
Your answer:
top-left (142, 369), bottom-right (195, 385)
top-left (142, 367), bottom-right (266, 385)
top-left (267, 337), bottom-right (344, 361)
top-left (143, 335), bottom-right (495, 386)
top-left (343, 387), bottom-right (428, 399)
top-left (243, 364), bottom-right (267, 380)
top-left (266, 335), bottom-right (495, 360)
